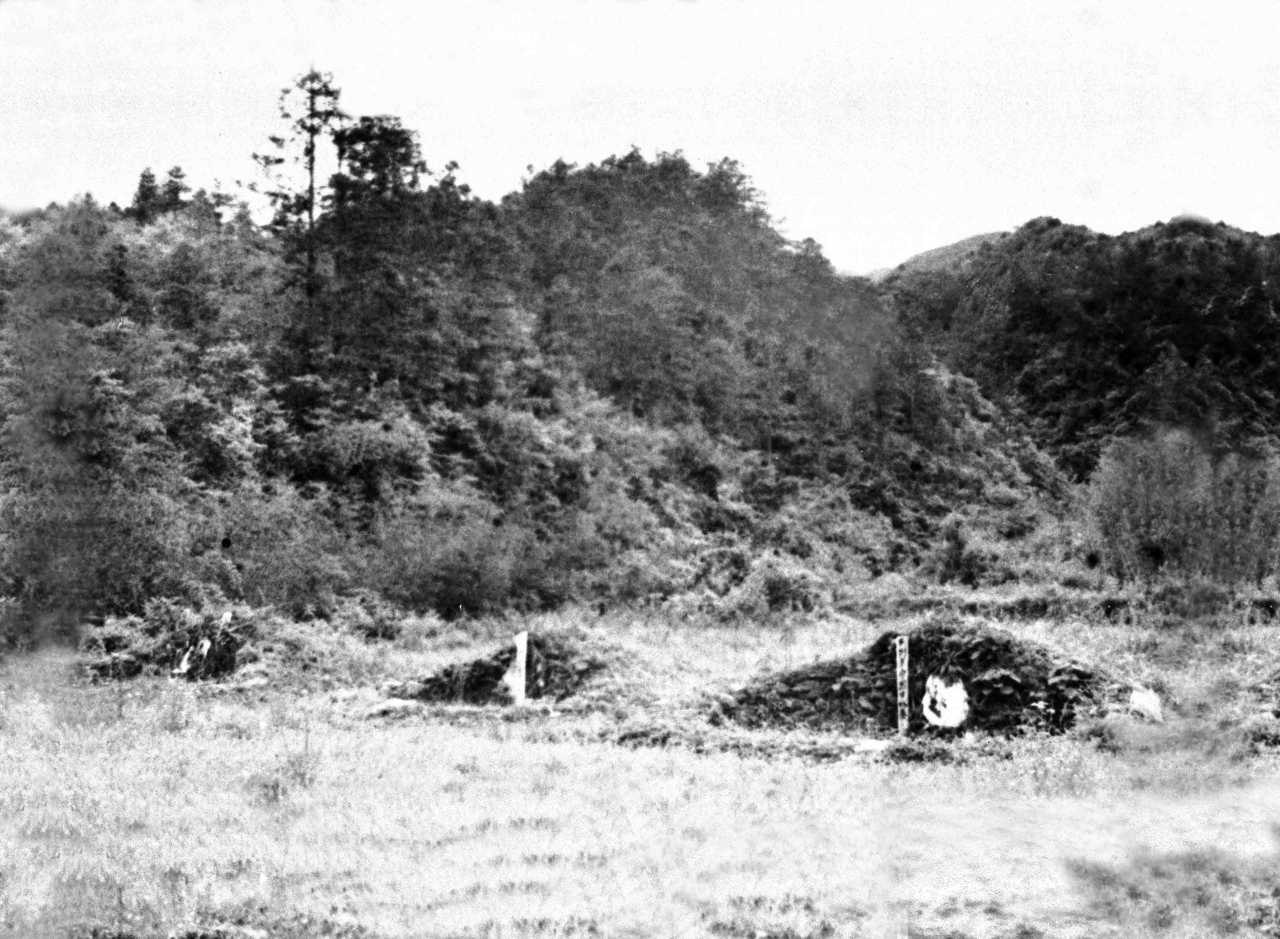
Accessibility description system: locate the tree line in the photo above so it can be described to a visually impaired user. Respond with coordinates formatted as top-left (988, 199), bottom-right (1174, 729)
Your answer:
top-left (4, 70), bottom-right (1026, 638)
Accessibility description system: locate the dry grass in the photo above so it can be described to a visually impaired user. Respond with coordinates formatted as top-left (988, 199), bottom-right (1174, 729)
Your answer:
top-left (3, 608), bottom-right (1280, 938)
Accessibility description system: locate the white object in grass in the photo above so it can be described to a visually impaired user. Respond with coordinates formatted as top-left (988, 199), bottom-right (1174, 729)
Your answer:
top-left (502, 631), bottom-right (529, 706)
top-left (922, 675), bottom-right (969, 728)
top-left (1128, 686), bottom-right (1163, 723)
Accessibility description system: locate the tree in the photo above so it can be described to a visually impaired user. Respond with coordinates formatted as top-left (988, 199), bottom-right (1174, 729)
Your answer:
top-left (1090, 429), bottom-right (1280, 585)
top-left (160, 166), bottom-right (190, 213)
top-left (127, 168), bottom-right (161, 224)
top-left (253, 70), bottom-right (347, 318)
top-left (331, 115), bottom-right (427, 207)
top-left (0, 200), bottom-right (199, 619)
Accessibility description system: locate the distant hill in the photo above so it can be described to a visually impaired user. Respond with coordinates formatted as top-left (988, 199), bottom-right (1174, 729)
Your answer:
top-left (884, 214), bottom-right (1280, 478)
top-left (867, 232), bottom-right (1009, 281)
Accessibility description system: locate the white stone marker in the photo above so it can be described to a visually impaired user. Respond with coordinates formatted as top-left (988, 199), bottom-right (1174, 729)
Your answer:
top-left (922, 675), bottom-right (969, 728)
top-left (895, 636), bottom-right (909, 735)
top-left (1128, 685), bottom-right (1163, 723)
top-left (502, 631), bottom-right (530, 706)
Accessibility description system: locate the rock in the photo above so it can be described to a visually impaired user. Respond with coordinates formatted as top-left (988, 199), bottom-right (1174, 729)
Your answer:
top-left (1128, 686), bottom-right (1163, 723)
top-left (501, 630), bottom-right (530, 705)
top-left (365, 699), bottom-right (423, 720)
top-left (922, 674), bottom-right (969, 728)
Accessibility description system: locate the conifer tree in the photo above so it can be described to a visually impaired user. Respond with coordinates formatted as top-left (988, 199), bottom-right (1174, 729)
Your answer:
top-left (253, 70), bottom-right (347, 325)
top-left (127, 168), bottom-right (161, 224)
top-left (160, 166), bottom-right (190, 213)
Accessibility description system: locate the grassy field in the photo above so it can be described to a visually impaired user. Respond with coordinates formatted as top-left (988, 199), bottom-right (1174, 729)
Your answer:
top-left (4, 607), bottom-right (1280, 939)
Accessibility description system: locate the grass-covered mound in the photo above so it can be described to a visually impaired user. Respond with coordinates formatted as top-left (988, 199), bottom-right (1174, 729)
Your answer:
top-left (728, 617), bottom-right (1132, 736)
top-left (384, 631), bottom-right (609, 705)
top-left (78, 601), bottom-right (255, 682)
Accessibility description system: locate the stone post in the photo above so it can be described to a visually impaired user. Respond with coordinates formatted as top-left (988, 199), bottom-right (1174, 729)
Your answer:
top-left (504, 631), bottom-right (529, 706)
top-left (895, 635), bottom-right (909, 735)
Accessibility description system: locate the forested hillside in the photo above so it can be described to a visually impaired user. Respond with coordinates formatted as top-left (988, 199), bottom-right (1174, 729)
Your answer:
top-left (0, 72), bottom-right (1075, 639)
top-left (885, 215), bottom-right (1280, 479)
top-left (7, 73), bottom-right (1279, 635)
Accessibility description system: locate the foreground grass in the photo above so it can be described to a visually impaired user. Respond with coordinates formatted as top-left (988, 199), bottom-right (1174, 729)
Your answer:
top-left (4, 609), bottom-right (1280, 938)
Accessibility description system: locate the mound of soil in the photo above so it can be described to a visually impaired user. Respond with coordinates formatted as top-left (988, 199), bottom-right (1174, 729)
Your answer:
top-left (728, 618), bottom-right (1131, 736)
top-left (79, 604), bottom-right (254, 682)
top-left (389, 632), bottom-right (607, 705)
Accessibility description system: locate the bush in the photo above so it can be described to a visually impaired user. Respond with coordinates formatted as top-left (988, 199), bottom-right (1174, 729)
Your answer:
top-left (210, 485), bottom-right (354, 619)
top-left (0, 483), bottom-right (194, 620)
top-left (1089, 429), bottom-right (1280, 585)
top-left (719, 554), bottom-right (828, 618)
top-left (330, 590), bottom-right (405, 640)
top-left (922, 518), bottom-right (996, 587)
top-left (369, 504), bottom-right (547, 618)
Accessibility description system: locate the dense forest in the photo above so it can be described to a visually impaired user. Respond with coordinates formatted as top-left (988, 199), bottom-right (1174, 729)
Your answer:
top-left (7, 72), bottom-right (1280, 643)
top-left (886, 216), bottom-right (1280, 478)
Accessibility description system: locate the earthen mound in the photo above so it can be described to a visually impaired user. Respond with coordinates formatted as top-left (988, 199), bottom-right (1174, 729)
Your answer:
top-left (388, 632), bottom-right (607, 705)
top-left (728, 618), bottom-right (1130, 736)
top-left (79, 602), bottom-right (253, 682)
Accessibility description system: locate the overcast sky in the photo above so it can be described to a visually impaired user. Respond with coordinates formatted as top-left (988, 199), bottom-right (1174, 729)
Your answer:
top-left (4, 0), bottom-right (1279, 274)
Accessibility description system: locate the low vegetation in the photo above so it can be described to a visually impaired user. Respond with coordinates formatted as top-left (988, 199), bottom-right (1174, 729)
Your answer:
top-left (5, 606), bottom-right (1280, 938)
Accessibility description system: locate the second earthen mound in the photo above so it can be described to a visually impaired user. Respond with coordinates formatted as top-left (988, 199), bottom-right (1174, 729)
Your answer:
top-left (389, 632), bottom-right (607, 705)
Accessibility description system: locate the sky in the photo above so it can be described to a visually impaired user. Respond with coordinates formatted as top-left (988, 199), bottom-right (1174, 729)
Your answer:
top-left (4, 0), bottom-right (1280, 275)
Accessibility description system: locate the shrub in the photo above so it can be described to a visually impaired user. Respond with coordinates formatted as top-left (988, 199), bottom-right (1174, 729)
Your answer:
top-left (923, 518), bottom-right (995, 587)
top-left (299, 413), bottom-right (432, 506)
top-left (719, 554), bottom-right (828, 618)
top-left (0, 483), bottom-right (194, 620)
top-left (1089, 429), bottom-right (1280, 585)
top-left (211, 485), bottom-right (354, 619)
top-left (369, 505), bottom-right (546, 618)
top-left (331, 590), bottom-right (404, 640)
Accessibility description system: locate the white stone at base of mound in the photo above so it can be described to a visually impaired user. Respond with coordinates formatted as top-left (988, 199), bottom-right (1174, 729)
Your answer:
top-left (922, 674), bottom-right (970, 728)
top-left (1128, 686), bottom-right (1163, 723)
